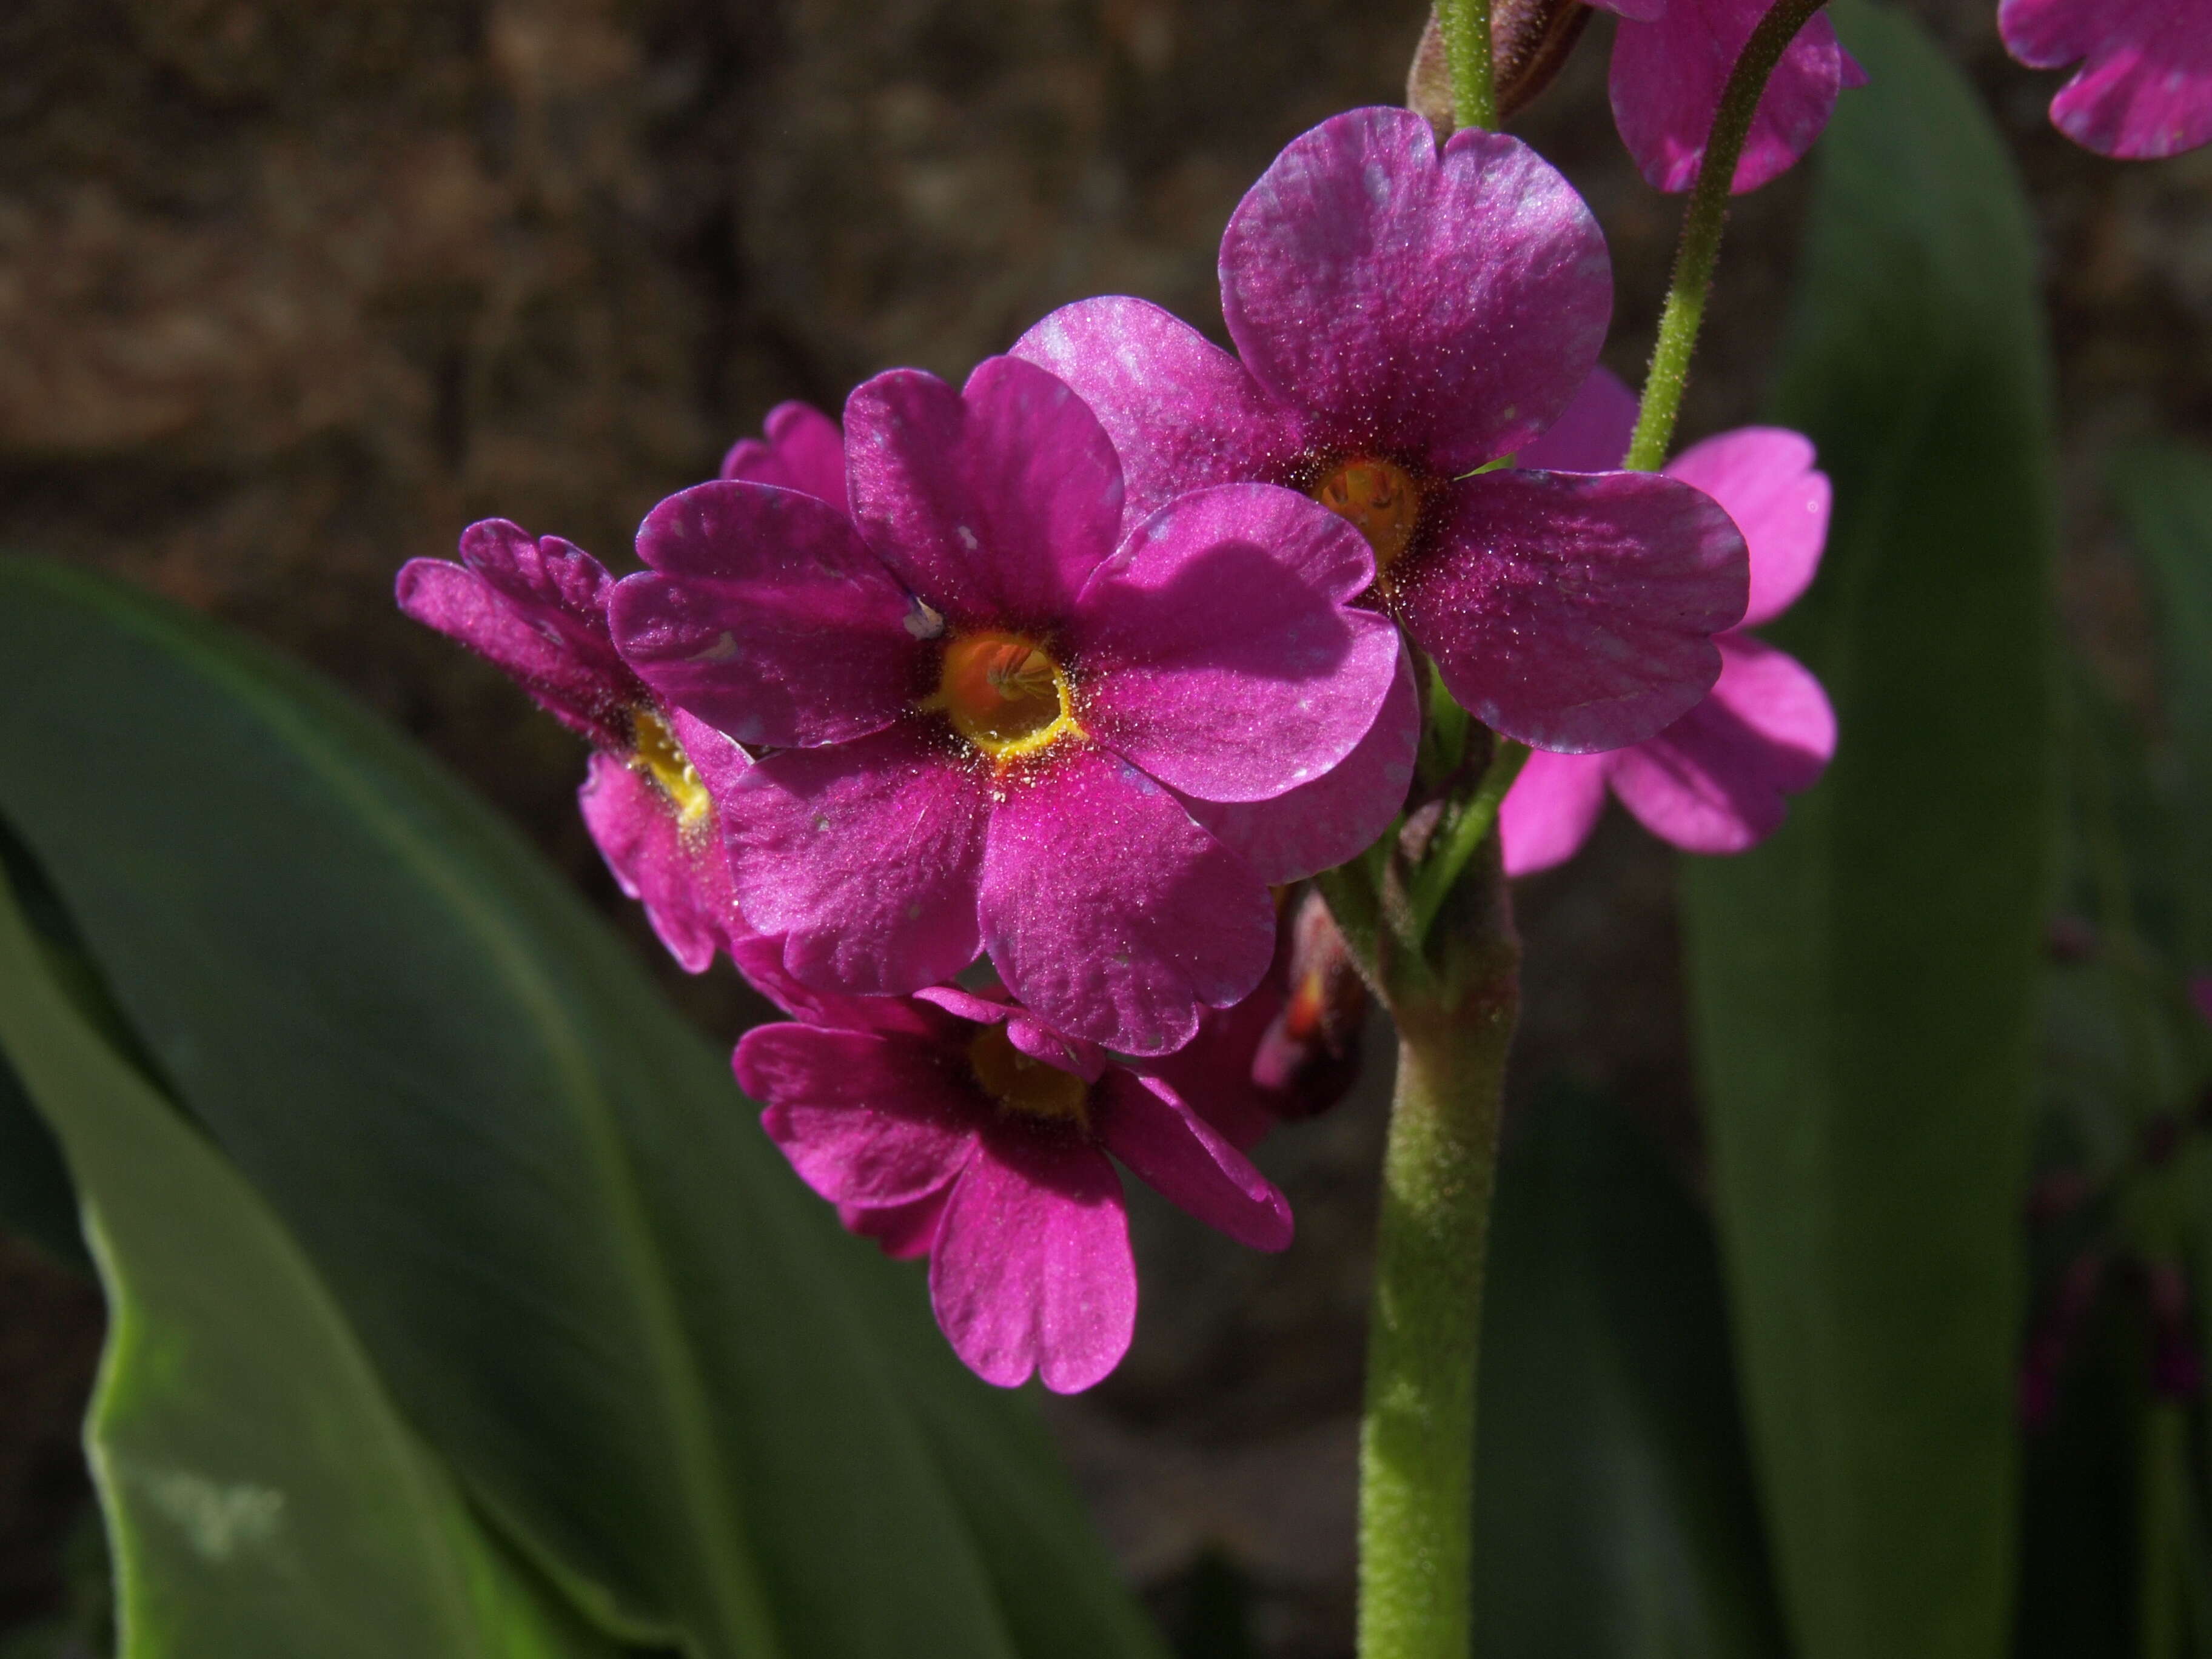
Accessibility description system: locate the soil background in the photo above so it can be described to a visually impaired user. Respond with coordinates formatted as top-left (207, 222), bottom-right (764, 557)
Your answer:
top-left (1, 0), bottom-right (2206, 1652)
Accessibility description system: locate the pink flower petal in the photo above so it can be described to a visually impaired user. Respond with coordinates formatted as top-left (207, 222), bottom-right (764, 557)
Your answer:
top-left (910, 984), bottom-right (1017, 1025)
top-left (1609, 632), bottom-right (1836, 854)
top-left (577, 752), bottom-right (741, 973)
top-left (2001, 0), bottom-right (2212, 159)
top-left (1396, 468), bottom-right (1747, 752)
top-left (1095, 1072), bottom-right (1292, 1251)
top-left (841, 1190), bottom-right (951, 1261)
top-left (719, 400), bottom-right (847, 502)
top-left (909, 986), bottom-right (1109, 1081)
top-left (1010, 296), bottom-right (1299, 526)
top-left (613, 482), bottom-right (922, 749)
top-left (726, 725), bottom-right (989, 994)
top-left (845, 357), bottom-right (1125, 629)
top-left (1141, 980), bottom-right (1283, 1154)
top-left (670, 707), bottom-right (753, 803)
top-left (728, 936), bottom-right (947, 1036)
top-left (1517, 366), bottom-right (1640, 475)
top-left (929, 1128), bottom-right (1136, 1393)
top-left (1666, 427), bottom-right (1829, 628)
top-left (1179, 637), bottom-right (1419, 883)
top-left (1609, 0), bottom-right (1855, 193)
top-left (397, 523), bottom-right (634, 745)
top-left (1497, 748), bottom-right (1615, 877)
top-left (454, 520), bottom-right (624, 669)
top-left (1584, 0), bottom-right (1668, 19)
top-left (739, 1025), bottom-right (984, 1207)
top-left (980, 748), bottom-right (1276, 1056)
top-left (1073, 483), bottom-right (1399, 803)
top-left (1219, 109), bottom-right (1610, 474)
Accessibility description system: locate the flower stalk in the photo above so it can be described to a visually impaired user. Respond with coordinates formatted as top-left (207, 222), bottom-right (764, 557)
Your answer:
top-left (1627, 0), bottom-right (1832, 471)
top-left (1356, 824), bottom-right (1520, 1659)
top-left (1435, 0), bottom-right (1499, 132)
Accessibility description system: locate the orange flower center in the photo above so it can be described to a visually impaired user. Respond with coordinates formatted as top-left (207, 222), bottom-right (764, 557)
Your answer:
top-left (629, 706), bottom-right (712, 830)
top-left (929, 630), bottom-right (1080, 759)
top-left (1312, 456), bottom-right (1423, 574)
top-left (968, 1022), bottom-right (1088, 1126)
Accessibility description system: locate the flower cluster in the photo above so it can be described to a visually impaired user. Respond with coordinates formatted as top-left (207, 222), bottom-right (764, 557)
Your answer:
top-left (398, 105), bottom-right (1834, 1392)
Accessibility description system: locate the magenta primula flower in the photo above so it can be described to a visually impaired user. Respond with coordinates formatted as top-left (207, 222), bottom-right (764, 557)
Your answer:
top-left (396, 520), bottom-right (750, 971)
top-left (734, 979), bottom-right (1292, 1392)
top-left (609, 354), bottom-right (1404, 1054)
top-left (720, 400), bottom-right (846, 498)
top-left (1496, 369), bottom-right (1836, 874)
top-left (1594, 0), bottom-right (1867, 194)
top-left (2000, 0), bottom-right (2212, 159)
top-left (1015, 106), bottom-right (1748, 758)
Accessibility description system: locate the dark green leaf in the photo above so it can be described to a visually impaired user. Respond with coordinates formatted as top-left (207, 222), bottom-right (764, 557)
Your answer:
top-left (0, 558), bottom-right (1163, 1659)
top-left (1680, 4), bottom-right (2059, 1656)
top-left (2107, 445), bottom-right (2212, 1509)
top-left (0, 1042), bottom-right (87, 1273)
top-left (1473, 1085), bottom-right (1788, 1657)
top-left (2110, 443), bottom-right (2212, 971)
top-left (2013, 1288), bottom-right (2139, 1659)
top-left (0, 852), bottom-right (626, 1659)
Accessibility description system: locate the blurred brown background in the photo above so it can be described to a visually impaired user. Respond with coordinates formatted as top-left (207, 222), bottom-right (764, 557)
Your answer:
top-left (1, 0), bottom-right (2206, 1651)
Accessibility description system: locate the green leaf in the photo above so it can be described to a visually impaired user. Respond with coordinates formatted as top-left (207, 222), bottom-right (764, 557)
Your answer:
top-left (2108, 445), bottom-right (2212, 1507)
top-left (2013, 1290), bottom-right (2138, 1659)
top-left (0, 845), bottom-right (626, 1659)
top-left (0, 557), bottom-right (1163, 1659)
top-left (2110, 443), bottom-right (2212, 971)
top-left (1678, 5), bottom-right (2059, 1657)
top-left (1473, 1086), bottom-right (1788, 1658)
top-left (0, 1041), bottom-right (88, 1273)
top-left (0, 822), bottom-right (100, 1273)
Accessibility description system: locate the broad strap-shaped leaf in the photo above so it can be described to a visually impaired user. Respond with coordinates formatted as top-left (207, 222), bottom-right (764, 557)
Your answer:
top-left (1680, 5), bottom-right (2059, 1658)
top-left (0, 860), bottom-right (624, 1659)
top-left (2109, 444), bottom-right (2212, 1518)
top-left (0, 1042), bottom-right (88, 1274)
top-left (2111, 444), bottom-right (2212, 970)
top-left (1473, 1087), bottom-right (1787, 1658)
top-left (0, 557), bottom-right (1165, 1659)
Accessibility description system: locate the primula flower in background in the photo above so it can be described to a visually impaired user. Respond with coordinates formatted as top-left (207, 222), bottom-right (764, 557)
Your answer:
top-left (734, 978), bottom-right (1292, 1392)
top-left (720, 400), bottom-right (846, 497)
top-left (395, 520), bottom-right (751, 971)
top-left (609, 354), bottom-right (1405, 1055)
top-left (1016, 106), bottom-right (1748, 758)
top-left (2000, 0), bottom-right (2212, 159)
top-left (1496, 369), bottom-right (1836, 874)
top-left (1598, 0), bottom-right (1867, 193)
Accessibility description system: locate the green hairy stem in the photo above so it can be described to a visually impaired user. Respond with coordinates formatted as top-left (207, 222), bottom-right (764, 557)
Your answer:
top-left (1436, 0), bottom-right (1498, 132)
top-left (1355, 821), bottom-right (1519, 1659)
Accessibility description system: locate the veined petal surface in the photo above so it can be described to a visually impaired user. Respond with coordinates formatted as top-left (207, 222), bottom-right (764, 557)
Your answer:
top-left (726, 725), bottom-right (989, 994)
top-left (615, 481), bottom-right (920, 749)
top-left (1074, 484), bottom-right (1395, 803)
top-left (1220, 109), bottom-right (1610, 475)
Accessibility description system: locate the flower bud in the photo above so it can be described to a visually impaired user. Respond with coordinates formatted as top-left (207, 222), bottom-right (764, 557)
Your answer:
top-left (1406, 0), bottom-right (1595, 139)
top-left (1250, 888), bottom-right (1367, 1118)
